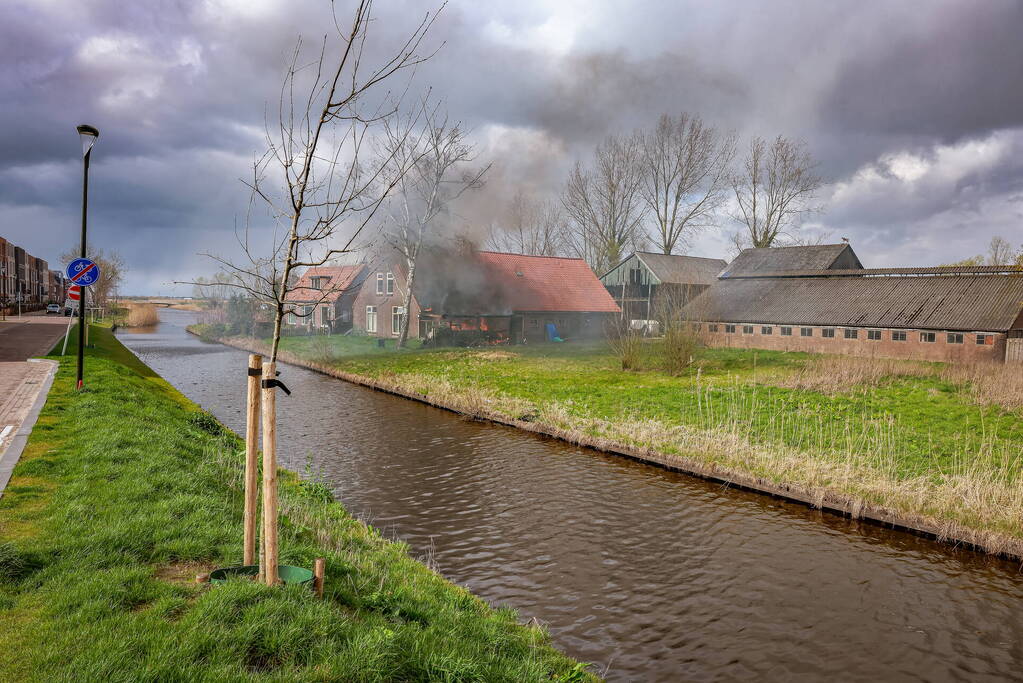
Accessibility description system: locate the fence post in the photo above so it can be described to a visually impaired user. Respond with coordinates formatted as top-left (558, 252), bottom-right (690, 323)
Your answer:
top-left (313, 557), bottom-right (325, 598)
top-left (261, 360), bottom-right (279, 586)
top-left (243, 354), bottom-right (262, 566)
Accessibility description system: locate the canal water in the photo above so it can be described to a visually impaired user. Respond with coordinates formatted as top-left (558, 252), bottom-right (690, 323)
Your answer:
top-left (119, 310), bottom-right (1023, 681)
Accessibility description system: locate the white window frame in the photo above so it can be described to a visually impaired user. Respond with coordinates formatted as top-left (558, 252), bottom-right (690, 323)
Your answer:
top-left (366, 305), bottom-right (377, 333)
top-left (376, 273), bottom-right (384, 295)
top-left (386, 272), bottom-right (394, 295)
top-left (391, 305), bottom-right (402, 335)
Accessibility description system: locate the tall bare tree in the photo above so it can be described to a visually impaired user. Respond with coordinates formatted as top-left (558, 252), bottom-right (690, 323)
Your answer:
top-left (987, 236), bottom-right (1017, 265)
top-left (638, 113), bottom-right (735, 255)
top-left (187, 1), bottom-right (442, 362)
top-left (486, 190), bottom-right (567, 256)
top-left (730, 135), bottom-right (825, 249)
top-left (379, 106), bottom-right (489, 348)
top-left (562, 134), bottom-right (647, 273)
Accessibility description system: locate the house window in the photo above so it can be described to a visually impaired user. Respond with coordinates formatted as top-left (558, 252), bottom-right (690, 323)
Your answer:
top-left (844, 329), bottom-right (858, 339)
top-left (392, 306), bottom-right (403, 335)
top-left (725, 324), bottom-right (736, 334)
top-left (743, 325), bottom-right (754, 335)
top-left (287, 312), bottom-right (296, 325)
top-left (867, 330), bottom-right (882, 341)
top-left (892, 331), bottom-right (907, 341)
top-left (920, 332), bottom-right (936, 343)
top-left (366, 305), bottom-right (377, 333)
top-left (709, 324), bottom-right (719, 333)
top-left (761, 326), bottom-right (772, 335)
top-left (303, 305), bottom-right (313, 323)
top-left (976, 334), bottom-right (991, 345)
top-left (800, 327), bottom-right (812, 337)
top-left (781, 326), bottom-right (792, 336)
top-left (530, 318), bottom-right (538, 328)
top-left (386, 272), bottom-right (394, 295)
top-left (311, 277), bottom-right (324, 291)
top-left (376, 273), bottom-right (384, 295)
top-left (321, 306), bottom-right (331, 326)
top-left (947, 332), bottom-right (964, 344)
top-left (822, 328), bottom-right (835, 338)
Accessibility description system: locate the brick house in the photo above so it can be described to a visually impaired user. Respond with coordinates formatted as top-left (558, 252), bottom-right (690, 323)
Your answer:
top-left (684, 245), bottom-right (1023, 363)
top-left (352, 262), bottom-right (421, 339)
top-left (283, 264), bottom-right (366, 333)
top-left (599, 252), bottom-right (727, 322)
top-left (352, 251), bottom-right (620, 343)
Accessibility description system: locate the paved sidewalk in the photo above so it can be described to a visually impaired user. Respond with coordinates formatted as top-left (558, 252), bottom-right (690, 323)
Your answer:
top-left (0, 312), bottom-right (69, 496)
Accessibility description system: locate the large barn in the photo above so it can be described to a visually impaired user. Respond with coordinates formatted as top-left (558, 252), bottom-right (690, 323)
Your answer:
top-left (685, 244), bottom-right (1023, 363)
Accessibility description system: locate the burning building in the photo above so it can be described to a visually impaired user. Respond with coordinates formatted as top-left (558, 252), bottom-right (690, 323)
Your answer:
top-left (352, 248), bottom-right (620, 343)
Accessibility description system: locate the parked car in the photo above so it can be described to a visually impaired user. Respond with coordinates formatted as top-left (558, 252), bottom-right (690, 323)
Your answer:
top-left (46, 303), bottom-right (61, 315)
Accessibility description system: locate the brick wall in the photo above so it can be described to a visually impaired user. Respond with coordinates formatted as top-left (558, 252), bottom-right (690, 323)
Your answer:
top-left (352, 265), bottom-right (420, 338)
top-left (700, 323), bottom-right (1006, 363)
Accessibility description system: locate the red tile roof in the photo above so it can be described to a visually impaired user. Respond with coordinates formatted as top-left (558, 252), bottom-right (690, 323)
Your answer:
top-left (476, 252), bottom-right (620, 313)
top-left (285, 265), bottom-right (365, 303)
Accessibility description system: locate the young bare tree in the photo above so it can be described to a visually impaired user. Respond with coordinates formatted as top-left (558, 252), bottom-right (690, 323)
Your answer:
top-left (730, 135), bottom-right (825, 249)
top-left (638, 113), bottom-right (735, 255)
top-left (485, 190), bottom-right (567, 256)
top-left (379, 105), bottom-right (489, 349)
top-left (563, 134), bottom-right (648, 273)
top-left (60, 247), bottom-right (124, 310)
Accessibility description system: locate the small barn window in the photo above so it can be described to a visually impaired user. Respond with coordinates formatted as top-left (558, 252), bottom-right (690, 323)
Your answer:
top-left (892, 331), bottom-right (907, 341)
top-left (800, 327), bottom-right (812, 337)
top-left (867, 330), bottom-right (882, 340)
top-left (761, 326), bottom-right (772, 335)
top-left (709, 324), bottom-right (719, 333)
top-left (725, 324), bottom-right (736, 333)
top-left (976, 334), bottom-right (991, 345)
top-left (947, 333), bottom-right (964, 344)
top-left (920, 332), bottom-right (936, 343)
top-left (822, 328), bottom-right (835, 338)
top-left (743, 325), bottom-right (754, 334)
top-left (844, 329), bottom-right (858, 339)
top-left (781, 327), bottom-right (792, 336)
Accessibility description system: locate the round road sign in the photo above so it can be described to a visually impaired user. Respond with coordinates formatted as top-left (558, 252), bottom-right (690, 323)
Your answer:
top-left (66, 258), bottom-right (101, 287)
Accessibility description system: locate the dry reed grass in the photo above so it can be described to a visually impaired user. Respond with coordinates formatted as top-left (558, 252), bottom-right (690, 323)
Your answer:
top-left (940, 361), bottom-right (1023, 410)
top-left (768, 355), bottom-right (934, 393)
top-left (122, 303), bottom-right (160, 327)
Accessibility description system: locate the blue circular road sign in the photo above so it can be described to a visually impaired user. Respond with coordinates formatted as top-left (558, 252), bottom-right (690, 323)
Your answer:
top-left (65, 258), bottom-right (101, 287)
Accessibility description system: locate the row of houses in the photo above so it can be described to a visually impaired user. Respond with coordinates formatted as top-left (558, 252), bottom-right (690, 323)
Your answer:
top-left (0, 236), bottom-right (66, 313)
top-left (281, 241), bottom-right (1023, 363)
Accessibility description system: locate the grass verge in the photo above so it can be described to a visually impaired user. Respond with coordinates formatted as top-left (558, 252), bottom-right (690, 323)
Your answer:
top-left (200, 329), bottom-right (1023, 558)
top-left (0, 324), bottom-right (590, 681)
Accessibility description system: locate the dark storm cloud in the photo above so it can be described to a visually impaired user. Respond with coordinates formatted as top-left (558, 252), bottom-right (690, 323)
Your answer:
top-left (3, 0), bottom-right (1023, 293)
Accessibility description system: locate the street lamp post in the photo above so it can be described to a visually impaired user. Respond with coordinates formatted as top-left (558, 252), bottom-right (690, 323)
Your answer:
top-left (76, 124), bottom-right (99, 390)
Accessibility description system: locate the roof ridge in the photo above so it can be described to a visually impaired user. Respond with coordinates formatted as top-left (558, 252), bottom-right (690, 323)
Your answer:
top-left (476, 250), bottom-right (587, 262)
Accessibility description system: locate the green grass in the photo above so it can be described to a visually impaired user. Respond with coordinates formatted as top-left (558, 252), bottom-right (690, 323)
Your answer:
top-left (0, 324), bottom-right (590, 681)
top-left (220, 331), bottom-right (1023, 553)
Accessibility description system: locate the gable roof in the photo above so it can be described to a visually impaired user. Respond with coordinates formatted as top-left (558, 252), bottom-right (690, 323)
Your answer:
top-left (633, 252), bottom-right (728, 285)
top-left (285, 264), bottom-right (365, 303)
top-left (476, 252), bottom-right (620, 313)
top-left (685, 270), bottom-right (1023, 332)
top-left (720, 244), bottom-right (862, 277)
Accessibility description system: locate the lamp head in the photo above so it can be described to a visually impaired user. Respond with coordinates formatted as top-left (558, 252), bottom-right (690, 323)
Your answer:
top-left (76, 124), bottom-right (99, 157)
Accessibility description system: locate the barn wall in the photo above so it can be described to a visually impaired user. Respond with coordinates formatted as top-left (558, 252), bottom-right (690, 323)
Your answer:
top-left (700, 324), bottom-right (1006, 363)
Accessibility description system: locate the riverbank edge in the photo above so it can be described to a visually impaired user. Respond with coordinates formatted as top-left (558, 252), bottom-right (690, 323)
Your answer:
top-left (193, 330), bottom-right (1023, 562)
top-left (0, 325), bottom-right (591, 680)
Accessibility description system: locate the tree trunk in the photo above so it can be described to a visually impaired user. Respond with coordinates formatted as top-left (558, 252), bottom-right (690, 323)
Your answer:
top-left (396, 260), bottom-right (416, 348)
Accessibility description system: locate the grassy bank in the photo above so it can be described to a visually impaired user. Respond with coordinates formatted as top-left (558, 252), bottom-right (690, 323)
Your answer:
top-left (198, 328), bottom-right (1023, 557)
top-left (0, 324), bottom-right (590, 681)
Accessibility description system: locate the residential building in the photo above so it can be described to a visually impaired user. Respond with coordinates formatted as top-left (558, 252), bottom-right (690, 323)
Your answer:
top-left (283, 264), bottom-right (367, 333)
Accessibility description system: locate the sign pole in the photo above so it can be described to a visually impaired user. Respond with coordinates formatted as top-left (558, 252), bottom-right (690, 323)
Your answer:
top-left (76, 146), bottom-right (90, 390)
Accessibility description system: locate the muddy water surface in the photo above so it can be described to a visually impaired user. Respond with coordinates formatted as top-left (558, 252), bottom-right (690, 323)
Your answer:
top-left (119, 310), bottom-right (1023, 681)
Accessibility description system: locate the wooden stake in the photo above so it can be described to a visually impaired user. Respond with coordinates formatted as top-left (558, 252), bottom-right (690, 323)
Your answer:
top-left (313, 558), bottom-right (325, 599)
top-left (261, 361), bottom-right (279, 586)
top-left (243, 354), bottom-right (262, 566)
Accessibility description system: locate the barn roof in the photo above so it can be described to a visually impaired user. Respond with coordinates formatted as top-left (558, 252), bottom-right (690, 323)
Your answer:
top-left (476, 252), bottom-right (620, 313)
top-left (632, 252), bottom-right (728, 285)
top-left (720, 244), bottom-right (862, 277)
top-left (285, 264), bottom-right (365, 303)
top-left (685, 271), bottom-right (1023, 332)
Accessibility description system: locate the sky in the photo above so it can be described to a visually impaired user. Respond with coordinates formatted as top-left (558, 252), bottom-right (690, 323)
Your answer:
top-left (3, 0), bottom-right (1022, 294)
